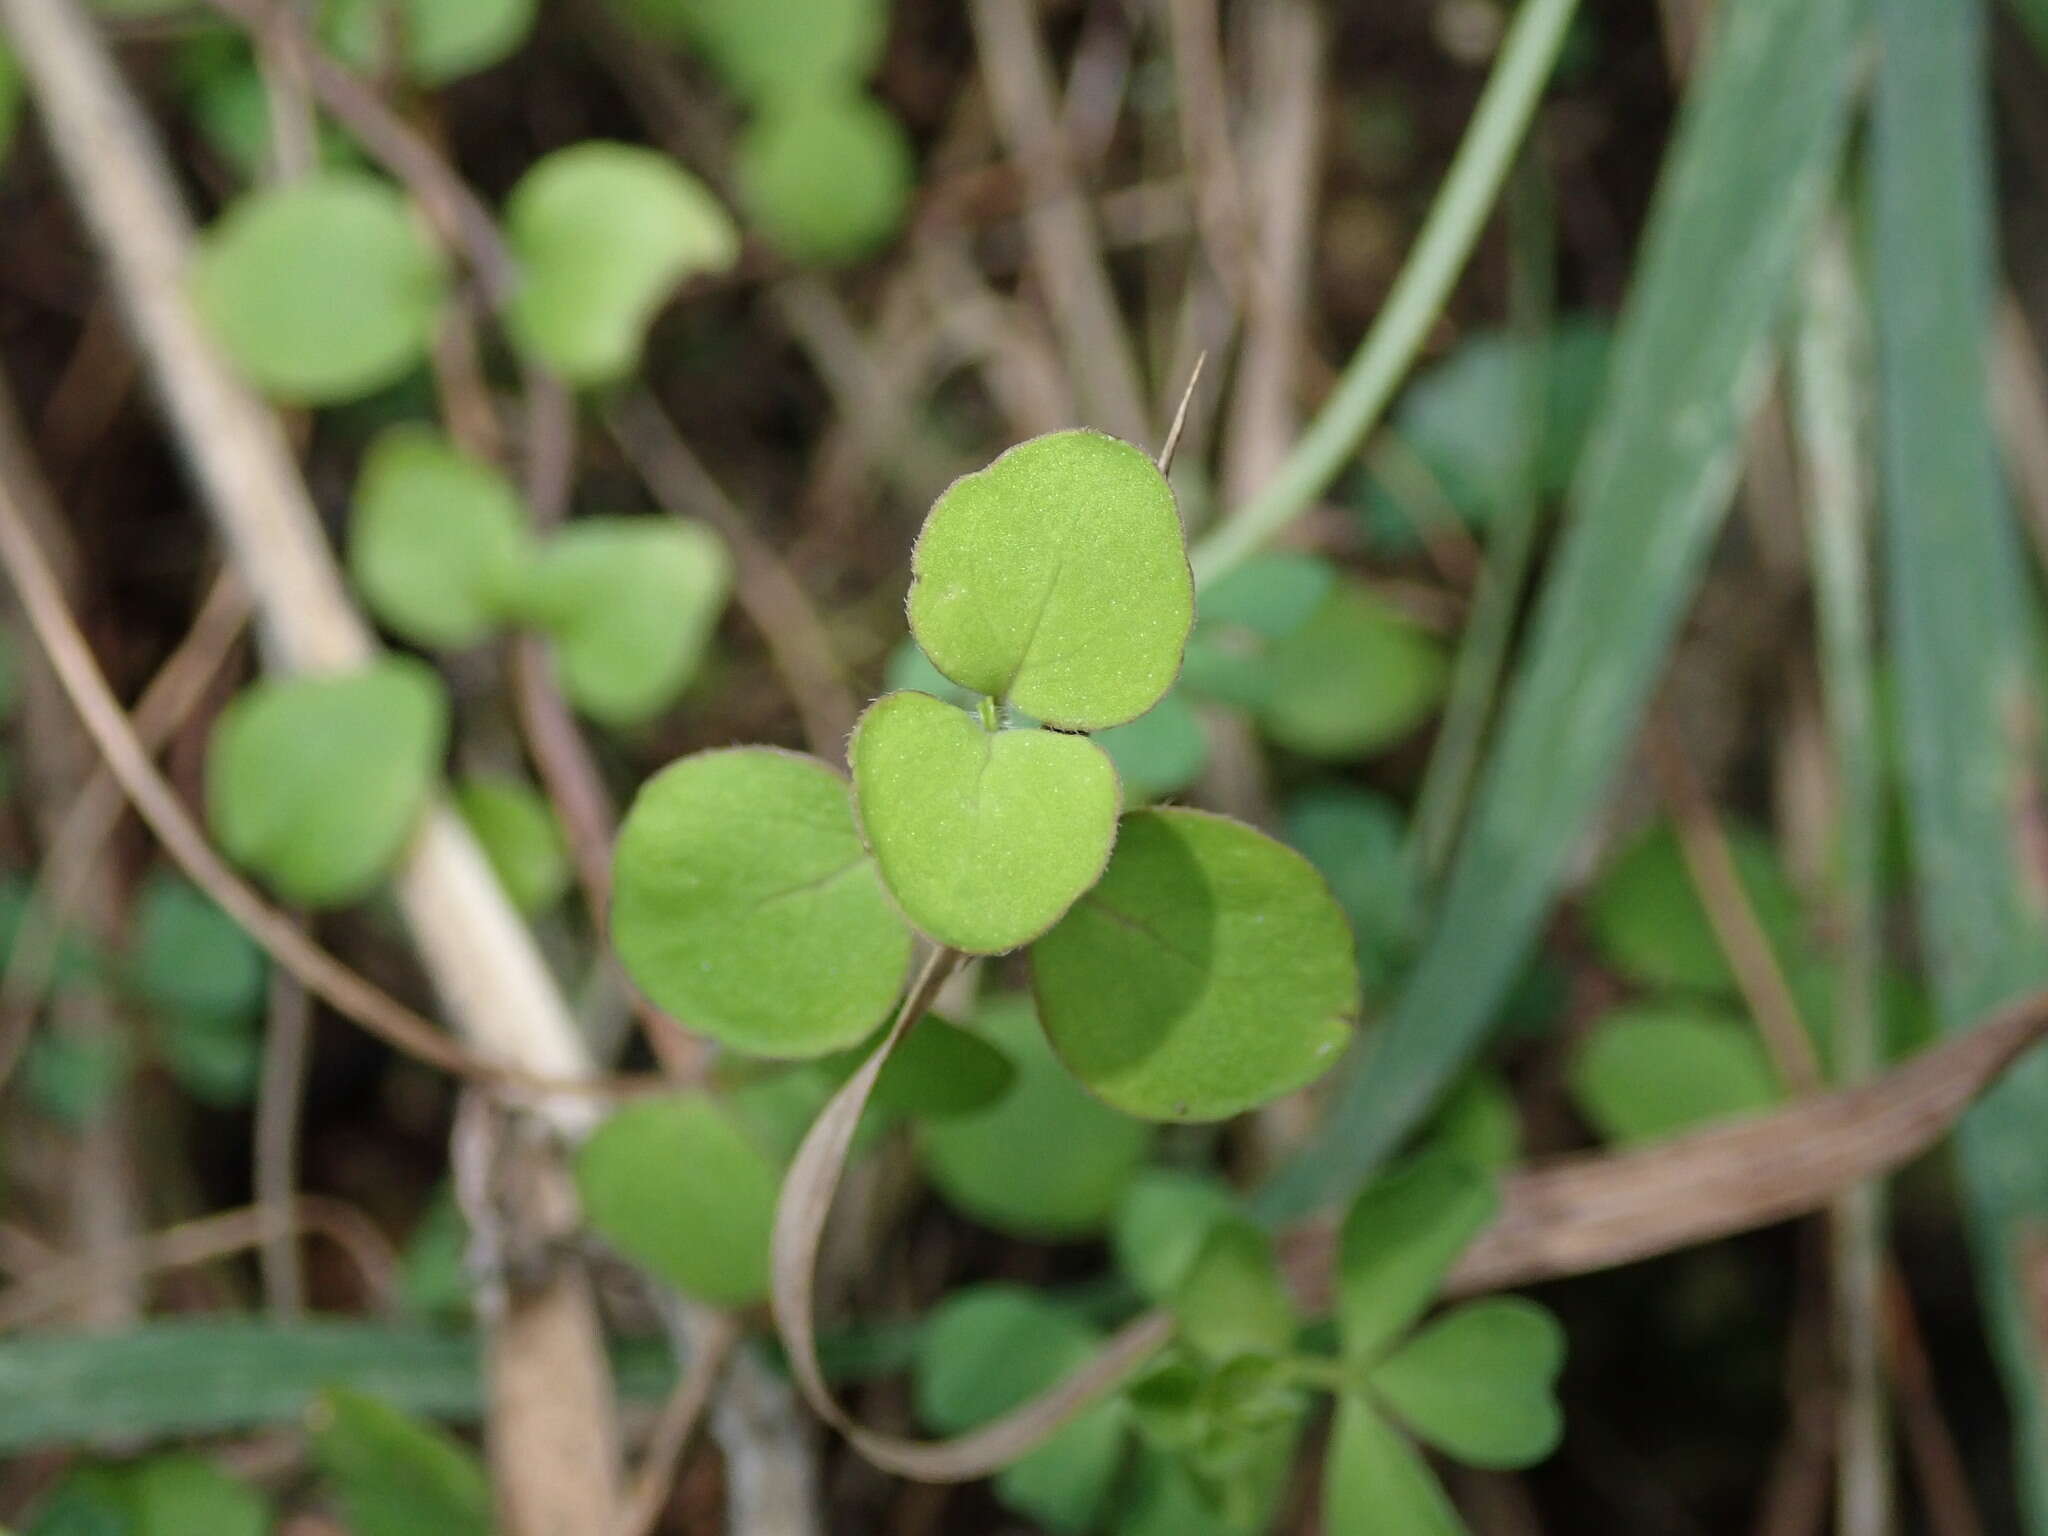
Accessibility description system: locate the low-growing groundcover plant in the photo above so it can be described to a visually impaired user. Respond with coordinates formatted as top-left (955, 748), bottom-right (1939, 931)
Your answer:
top-left (8, 0), bottom-right (2048, 1531)
top-left (590, 425), bottom-right (1564, 1533)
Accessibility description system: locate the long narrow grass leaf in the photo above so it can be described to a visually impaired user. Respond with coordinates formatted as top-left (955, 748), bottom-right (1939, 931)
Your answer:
top-left (1260, 0), bottom-right (1869, 1219)
top-left (1871, 0), bottom-right (2048, 1518)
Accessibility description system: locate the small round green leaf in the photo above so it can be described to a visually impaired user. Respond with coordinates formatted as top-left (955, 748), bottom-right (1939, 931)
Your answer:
top-left (127, 1452), bottom-right (272, 1536)
top-left (611, 747), bottom-right (911, 1056)
top-left (323, 0), bottom-right (536, 85)
top-left (850, 690), bottom-right (1119, 954)
top-left (1336, 1149), bottom-right (1498, 1365)
top-left (916, 994), bottom-right (1151, 1238)
top-left (504, 142), bottom-right (738, 385)
top-left (1586, 821), bottom-right (1804, 995)
top-left (1094, 688), bottom-right (1208, 805)
top-left (908, 430), bottom-right (1194, 730)
top-left (915, 1285), bottom-right (1125, 1534)
top-left (818, 1013), bottom-right (1015, 1121)
top-left (517, 516), bottom-right (732, 726)
top-left (348, 426), bottom-right (532, 649)
top-left (1568, 1002), bottom-right (1782, 1146)
top-left (1111, 1168), bottom-right (1240, 1303)
top-left (1323, 1395), bottom-right (1464, 1536)
top-left (191, 172), bottom-right (446, 403)
top-left (1197, 551), bottom-right (1336, 639)
top-left (453, 776), bottom-right (570, 915)
top-left (1259, 584), bottom-right (1447, 759)
top-left (1366, 1297), bottom-right (1566, 1470)
top-left (1032, 808), bottom-right (1357, 1122)
top-left (1427, 1071), bottom-right (1521, 1172)
top-left (310, 1387), bottom-right (491, 1536)
top-left (676, 0), bottom-right (886, 100)
top-left (736, 93), bottom-right (912, 267)
top-left (1172, 1219), bottom-right (1295, 1363)
top-left (206, 659), bottom-right (448, 907)
top-left (573, 1092), bottom-right (778, 1306)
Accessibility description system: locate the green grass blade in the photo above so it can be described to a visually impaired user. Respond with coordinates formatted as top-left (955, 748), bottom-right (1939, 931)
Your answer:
top-left (0, 1321), bottom-right (674, 1451)
top-left (1871, 0), bottom-right (2048, 1519)
top-left (1259, 0), bottom-right (1869, 1219)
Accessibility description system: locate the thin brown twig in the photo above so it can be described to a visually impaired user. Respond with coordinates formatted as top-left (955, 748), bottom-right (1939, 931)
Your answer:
top-left (0, 567), bottom-right (250, 1092)
top-left (0, 1195), bottom-right (397, 1330)
top-left (256, 967), bottom-right (312, 1315)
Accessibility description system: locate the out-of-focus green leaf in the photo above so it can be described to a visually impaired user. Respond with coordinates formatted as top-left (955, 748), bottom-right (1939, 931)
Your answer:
top-left (1094, 689), bottom-right (1209, 806)
top-left (1323, 1395), bottom-right (1465, 1536)
top-left (1568, 1002), bottom-right (1781, 1146)
top-left (1263, 0), bottom-right (1869, 1217)
top-left (206, 659), bottom-right (447, 907)
top-left (310, 1387), bottom-right (490, 1536)
top-left (1258, 585), bottom-right (1447, 760)
top-left (190, 173), bottom-right (446, 404)
top-left (517, 516), bottom-right (732, 725)
top-left (504, 143), bottom-right (738, 385)
top-left (348, 426), bottom-right (532, 649)
top-left (1172, 1220), bottom-right (1294, 1363)
top-left (737, 93), bottom-right (913, 266)
top-left (1112, 1169), bottom-right (1240, 1303)
top-left (914, 1286), bottom-right (1125, 1533)
top-left (1284, 785), bottom-right (1416, 997)
top-left (1336, 1150), bottom-right (1496, 1364)
top-left (323, 0), bottom-right (536, 85)
top-left (574, 1093), bottom-right (778, 1306)
top-left (1367, 1298), bottom-right (1565, 1469)
top-left (453, 777), bottom-right (570, 915)
top-left (916, 994), bottom-right (1151, 1238)
top-left (1584, 821), bottom-right (1804, 995)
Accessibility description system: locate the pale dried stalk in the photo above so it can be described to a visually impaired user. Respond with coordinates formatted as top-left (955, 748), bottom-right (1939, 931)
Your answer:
top-left (0, 0), bottom-right (592, 1090)
top-left (0, 4), bottom-right (617, 1526)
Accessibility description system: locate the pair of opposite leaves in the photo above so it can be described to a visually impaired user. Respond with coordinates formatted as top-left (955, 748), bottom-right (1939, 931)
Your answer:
top-left (613, 429), bottom-right (1360, 1124)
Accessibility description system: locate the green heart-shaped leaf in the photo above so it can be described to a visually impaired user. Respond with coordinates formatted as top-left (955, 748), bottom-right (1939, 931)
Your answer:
top-left (311, 1388), bottom-right (491, 1536)
top-left (908, 430), bottom-right (1194, 730)
top-left (1258, 584), bottom-right (1447, 759)
top-left (1367, 1297), bottom-right (1565, 1470)
top-left (915, 1285), bottom-right (1125, 1534)
top-left (504, 143), bottom-right (738, 385)
top-left (573, 1092), bottom-right (778, 1306)
top-left (1172, 1219), bottom-right (1295, 1363)
top-left (191, 172), bottom-right (447, 404)
top-left (130, 872), bottom-right (266, 1026)
top-left (1031, 808), bottom-right (1356, 1122)
top-left (737, 93), bottom-right (913, 267)
top-left (850, 689), bottom-right (1119, 954)
top-left (1111, 1168), bottom-right (1240, 1302)
top-left (206, 659), bottom-right (447, 907)
top-left (1336, 1150), bottom-right (1498, 1364)
top-left (322, 0), bottom-right (536, 86)
top-left (1568, 1002), bottom-right (1781, 1146)
top-left (1322, 1395), bottom-right (1464, 1536)
top-left (915, 994), bottom-right (1151, 1238)
top-left (453, 776), bottom-right (570, 915)
top-left (348, 426), bottom-right (532, 649)
top-left (611, 748), bottom-right (911, 1056)
top-left (517, 516), bottom-right (732, 726)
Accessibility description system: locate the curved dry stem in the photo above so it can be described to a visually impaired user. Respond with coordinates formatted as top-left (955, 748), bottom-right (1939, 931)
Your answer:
top-left (768, 945), bottom-right (1177, 1482)
top-left (1278, 984), bottom-right (2048, 1305)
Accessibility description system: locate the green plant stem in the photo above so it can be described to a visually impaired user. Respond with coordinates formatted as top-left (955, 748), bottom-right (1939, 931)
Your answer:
top-left (1410, 156), bottom-right (1554, 887)
top-left (1186, 0), bottom-right (1581, 586)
